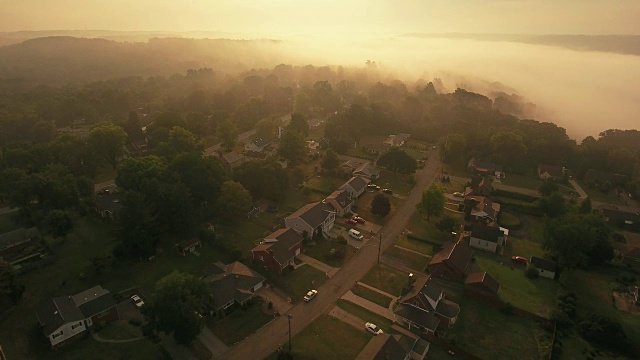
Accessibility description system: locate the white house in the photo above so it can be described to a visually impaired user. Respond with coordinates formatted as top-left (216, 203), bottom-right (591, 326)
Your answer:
top-left (284, 202), bottom-right (336, 238)
top-left (530, 257), bottom-right (557, 279)
top-left (339, 176), bottom-right (371, 199)
top-left (468, 223), bottom-right (507, 254)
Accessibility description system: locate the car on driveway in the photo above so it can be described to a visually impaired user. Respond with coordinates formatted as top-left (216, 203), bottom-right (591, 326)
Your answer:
top-left (382, 188), bottom-right (393, 195)
top-left (345, 218), bottom-right (358, 225)
top-left (511, 256), bottom-right (528, 266)
top-left (365, 322), bottom-right (383, 335)
top-left (131, 295), bottom-right (144, 308)
top-left (367, 184), bottom-right (381, 191)
top-left (304, 289), bottom-right (318, 302)
top-left (353, 216), bottom-right (365, 224)
top-left (453, 192), bottom-right (464, 197)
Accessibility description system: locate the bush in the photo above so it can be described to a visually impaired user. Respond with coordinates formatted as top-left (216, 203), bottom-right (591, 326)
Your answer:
top-left (435, 215), bottom-right (458, 232)
top-left (578, 314), bottom-right (629, 353)
top-left (129, 319), bottom-right (142, 327)
top-left (500, 301), bottom-right (514, 315)
top-left (525, 264), bottom-right (539, 279)
top-left (336, 235), bottom-right (347, 244)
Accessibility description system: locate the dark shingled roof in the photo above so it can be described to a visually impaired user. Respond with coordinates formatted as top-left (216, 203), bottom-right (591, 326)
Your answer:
top-left (465, 272), bottom-right (500, 294)
top-left (428, 241), bottom-right (473, 274)
top-left (287, 201), bottom-right (335, 228)
top-left (599, 205), bottom-right (640, 223)
top-left (435, 299), bottom-right (460, 319)
top-left (530, 257), bottom-right (557, 273)
top-left (394, 303), bottom-right (440, 332)
top-left (325, 190), bottom-right (352, 210)
top-left (0, 227), bottom-right (40, 251)
top-left (468, 158), bottom-right (503, 172)
top-left (355, 334), bottom-right (409, 360)
top-left (471, 223), bottom-right (502, 243)
top-left (252, 228), bottom-right (302, 265)
top-left (341, 176), bottom-right (370, 194)
top-left (72, 285), bottom-right (117, 318)
top-left (538, 164), bottom-right (565, 178)
top-left (204, 261), bottom-right (265, 310)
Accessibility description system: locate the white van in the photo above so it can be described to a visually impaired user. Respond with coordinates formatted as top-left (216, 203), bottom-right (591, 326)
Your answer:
top-left (349, 229), bottom-right (363, 240)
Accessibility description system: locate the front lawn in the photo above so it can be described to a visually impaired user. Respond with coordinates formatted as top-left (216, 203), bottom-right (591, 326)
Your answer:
top-left (385, 246), bottom-right (431, 271)
top-left (351, 284), bottom-right (393, 308)
top-left (394, 235), bottom-right (436, 256)
top-left (502, 236), bottom-right (546, 259)
top-left (306, 175), bottom-right (348, 195)
top-left (97, 320), bottom-right (143, 340)
top-left (303, 238), bottom-right (355, 268)
top-left (579, 180), bottom-right (625, 205)
top-left (377, 169), bottom-right (414, 196)
top-left (360, 264), bottom-right (410, 298)
top-left (207, 298), bottom-right (273, 346)
top-left (355, 191), bottom-right (402, 226)
top-left (336, 299), bottom-right (393, 332)
top-left (266, 265), bottom-right (326, 303)
top-left (452, 296), bottom-right (541, 360)
top-left (288, 315), bottom-right (371, 360)
top-left (475, 257), bottom-right (558, 317)
top-left (406, 211), bottom-right (453, 243)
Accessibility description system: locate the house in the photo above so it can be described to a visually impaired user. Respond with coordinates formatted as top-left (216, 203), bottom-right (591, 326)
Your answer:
top-left (353, 162), bottom-right (380, 180)
top-left (243, 150), bottom-right (268, 160)
top-left (464, 196), bottom-right (500, 225)
top-left (95, 191), bottom-right (122, 220)
top-left (0, 227), bottom-right (42, 259)
top-left (619, 245), bottom-right (640, 269)
top-left (467, 158), bottom-right (504, 178)
top-left (251, 228), bottom-right (302, 274)
top-left (530, 257), bottom-right (557, 279)
top-left (323, 190), bottom-right (354, 216)
top-left (35, 285), bottom-right (119, 348)
top-left (584, 169), bottom-right (629, 186)
top-left (307, 118), bottom-right (324, 128)
top-left (284, 202), bottom-right (336, 238)
top-left (176, 238), bottom-right (201, 256)
top-left (537, 164), bottom-right (566, 181)
top-left (468, 223), bottom-right (507, 254)
top-left (426, 241), bottom-right (474, 281)
top-left (244, 137), bottom-right (271, 153)
top-left (394, 276), bottom-right (460, 336)
top-left (464, 175), bottom-right (493, 197)
top-left (340, 176), bottom-right (371, 199)
top-left (221, 152), bottom-right (247, 172)
top-left (464, 272), bottom-right (500, 301)
top-left (363, 144), bottom-right (387, 155)
top-left (203, 261), bottom-right (266, 312)
top-left (355, 333), bottom-right (429, 360)
top-left (599, 205), bottom-right (640, 227)
top-left (383, 134), bottom-right (405, 147)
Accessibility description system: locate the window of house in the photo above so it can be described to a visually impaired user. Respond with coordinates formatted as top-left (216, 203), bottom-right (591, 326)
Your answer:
top-left (71, 322), bottom-right (83, 330)
top-left (259, 255), bottom-right (263, 261)
top-left (52, 330), bottom-right (64, 339)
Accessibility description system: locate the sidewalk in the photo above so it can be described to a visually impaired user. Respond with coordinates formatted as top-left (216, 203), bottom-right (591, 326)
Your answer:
top-left (297, 253), bottom-right (339, 277)
top-left (328, 306), bottom-right (367, 333)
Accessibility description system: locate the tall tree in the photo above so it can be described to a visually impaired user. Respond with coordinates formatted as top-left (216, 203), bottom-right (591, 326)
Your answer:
top-left (215, 181), bottom-right (252, 223)
top-left (115, 191), bottom-right (160, 260)
top-left (233, 159), bottom-right (288, 201)
top-left (439, 134), bottom-right (466, 164)
top-left (579, 197), bottom-right (592, 214)
top-left (217, 119), bottom-right (238, 152)
top-left (44, 210), bottom-right (73, 239)
top-left (321, 148), bottom-right (339, 171)
top-left (278, 130), bottom-right (306, 165)
top-left (378, 147), bottom-right (417, 174)
top-left (123, 111), bottom-right (144, 143)
top-left (371, 193), bottom-right (391, 218)
top-left (287, 113), bottom-right (309, 137)
top-left (419, 184), bottom-right (445, 221)
top-left (87, 123), bottom-right (127, 169)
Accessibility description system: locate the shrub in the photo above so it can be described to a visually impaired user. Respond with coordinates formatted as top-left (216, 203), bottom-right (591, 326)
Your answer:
top-left (525, 264), bottom-right (539, 279)
top-left (578, 314), bottom-right (629, 353)
top-left (129, 319), bottom-right (142, 327)
top-left (500, 301), bottom-right (514, 315)
top-left (435, 215), bottom-right (458, 232)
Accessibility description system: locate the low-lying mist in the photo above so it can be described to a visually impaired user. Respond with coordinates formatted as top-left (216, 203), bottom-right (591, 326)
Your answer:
top-left (276, 35), bottom-right (640, 141)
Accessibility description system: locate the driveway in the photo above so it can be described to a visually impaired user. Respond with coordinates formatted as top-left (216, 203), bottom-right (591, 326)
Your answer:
top-left (216, 149), bottom-right (441, 360)
top-left (297, 253), bottom-right (339, 277)
top-left (328, 306), bottom-right (367, 333)
top-left (198, 326), bottom-right (229, 358)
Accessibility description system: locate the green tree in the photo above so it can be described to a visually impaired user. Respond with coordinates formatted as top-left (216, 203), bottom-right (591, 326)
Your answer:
top-left (255, 116), bottom-right (278, 140)
top-left (143, 271), bottom-right (212, 344)
top-left (169, 154), bottom-right (227, 207)
top-left (233, 159), bottom-right (288, 201)
top-left (217, 119), bottom-right (238, 152)
top-left (87, 123), bottom-right (127, 169)
top-left (278, 130), bottom-right (306, 165)
top-left (371, 193), bottom-right (391, 218)
top-left (539, 181), bottom-right (560, 196)
top-left (537, 192), bottom-right (566, 218)
top-left (44, 210), bottom-right (73, 239)
top-left (123, 111), bottom-right (144, 143)
top-left (215, 181), bottom-right (252, 222)
top-left (116, 156), bottom-right (169, 193)
top-left (377, 147), bottom-right (417, 174)
top-left (321, 148), bottom-right (340, 171)
top-left (490, 131), bottom-right (527, 169)
top-left (579, 197), bottom-right (592, 214)
top-left (294, 93), bottom-right (311, 116)
top-left (167, 126), bottom-right (203, 155)
top-left (419, 184), bottom-right (445, 221)
top-left (287, 112), bottom-right (309, 137)
top-left (114, 191), bottom-right (160, 260)
top-left (439, 134), bottom-right (466, 164)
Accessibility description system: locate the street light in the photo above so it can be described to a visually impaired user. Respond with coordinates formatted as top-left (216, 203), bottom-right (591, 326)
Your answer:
top-left (377, 232), bottom-right (383, 263)
top-left (287, 313), bottom-right (293, 351)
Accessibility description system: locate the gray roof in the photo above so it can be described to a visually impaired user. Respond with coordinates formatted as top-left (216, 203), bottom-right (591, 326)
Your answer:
top-left (468, 158), bottom-right (503, 172)
top-left (394, 303), bottom-right (440, 332)
top-left (221, 152), bottom-right (245, 164)
top-left (356, 334), bottom-right (409, 360)
top-left (465, 272), bottom-right (500, 294)
top-left (325, 190), bottom-right (352, 210)
top-left (72, 285), bottom-right (117, 318)
top-left (530, 257), bottom-right (557, 273)
top-left (255, 228), bottom-right (302, 264)
top-left (353, 162), bottom-right (379, 178)
top-left (435, 298), bottom-right (460, 319)
top-left (250, 137), bottom-right (271, 149)
top-left (95, 193), bottom-right (123, 214)
top-left (341, 176), bottom-right (370, 194)
top-left (287, 202), bottom-right (335, 228)
top-left (205, 261), bottom-right (265, 310)
top-left (471, 223), bottom-right (502, 243)
top-left (0, 227), bottom-right (40, 251)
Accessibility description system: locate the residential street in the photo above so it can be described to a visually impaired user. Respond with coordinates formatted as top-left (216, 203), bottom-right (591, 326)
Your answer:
top-left (216, 151), bottom-right (441, 359)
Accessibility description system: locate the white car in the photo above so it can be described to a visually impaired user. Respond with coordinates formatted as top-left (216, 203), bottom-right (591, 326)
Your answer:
top-left (303, 289), bottom-right (318, 302)
top-left (131, 295), bottom-right (144, 308)
top-left (365, 322), bottom-right (383, 335)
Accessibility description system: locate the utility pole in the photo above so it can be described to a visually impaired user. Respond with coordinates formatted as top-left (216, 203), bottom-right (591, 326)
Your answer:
top-left (287, 313), bottom-right (293, 352)
top-left (377, 232), bottom-right (383, 263)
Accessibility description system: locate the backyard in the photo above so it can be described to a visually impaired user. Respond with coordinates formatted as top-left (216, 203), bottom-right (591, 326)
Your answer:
top-left (502, 236), bottom-right (546, 259)
top-left (207, 298), bottom-right (273, 346)
top-left (351, 284), bottom-right (393, 308)
top-left (355, 191), bottom-right (402, 226)
top-left (394, 235), bottom-right (437, 256)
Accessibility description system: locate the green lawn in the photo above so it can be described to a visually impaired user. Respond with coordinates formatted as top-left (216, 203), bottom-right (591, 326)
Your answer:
top-left (475, 257), bottom-right (558, 317)
top-left (355, 191), bottom-right (402, 226)
top-left (453, 297), bottom-right (541, 360)
top-left (288, 315), bottom-right (371, 360)
top-left (96, 320), bottom-right (143, 340)
top-left (378, 169), bottom-right (414, 196)
top-left (385, 246), bottom-right (431, 271)
top-left (336, 300), bottom-right (393, 332)
top-left (502, 236), bottom-right (546, 259)
top-left (93, 163), bottom-right (118, 184)
top-left (498, 211), bottom-right (522, 229)
top-left (0, 212), bottom-right (18, 233)
top-left (351, 284), bottom-right (393, 308)
top-left (306, 175), bottom-right (348, 195)
top-left (266, 265), bottom-right (326, 303)
top-left (360, 264), bottom-right (411, 298)
top-left (500, 172), bottom-right (542, 191)
top-left (394, 235), bottom-right (436, 256)
top-left (406, 211), bottom-right (453, 242)
top-left (303, 239), bottom-right (355, 268)
top-left (207, 298), bottom-right (272, 346)
top-left (579, 180), bottom-right (625, 205)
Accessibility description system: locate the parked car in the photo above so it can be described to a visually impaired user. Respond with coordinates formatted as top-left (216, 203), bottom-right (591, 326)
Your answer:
top-left (352, 216), bottom-right (365, 224)
top-left (453, 192), bottom-right (463, 197)
top-left (345, 218), bottom-right (358, 225)
top-left (304, 289), bottom-right (318, 302)
top-left (511, 256), bottom-right (528, 266)
top-left (131, 295), bottom-right (144, 308)
top-left (349, 229), bottom-right (364, 240)
top-left (365, 322), bottom-right (384, 335)
top-left (382, 188), bottom-right (393, 195)
top-left (367, 184), bottom-right (381, 191)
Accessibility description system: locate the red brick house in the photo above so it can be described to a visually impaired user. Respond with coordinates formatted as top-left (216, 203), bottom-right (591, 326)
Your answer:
top-left (537, 164), bottom-right (566, 181)
top-left (426, 241), bottom-right (473, 281)
top-left (464, 272), bottom-right (500, 301)
top-left (251, 228), bottom-right (302, 274)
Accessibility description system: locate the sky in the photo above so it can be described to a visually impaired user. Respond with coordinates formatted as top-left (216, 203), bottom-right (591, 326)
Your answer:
top-left (2, 0), bottom-right (640, 35)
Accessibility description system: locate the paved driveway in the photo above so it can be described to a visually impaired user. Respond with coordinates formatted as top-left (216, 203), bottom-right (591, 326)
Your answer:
top-left (198, 327), bottom-right (229, 358)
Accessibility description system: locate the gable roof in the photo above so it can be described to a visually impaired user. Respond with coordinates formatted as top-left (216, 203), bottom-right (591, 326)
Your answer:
top-left (254, 228), bottom-right (302, 264)
top-left (287, 201), bottom-right (335, 228)
top-left (353, 162), bottom-right (379, 178)
top-left (0, 227), bottom-right (40, 250)
top-left (356, 334), bottom-right (409, 360)
top-left (394, 303), bottom-right (440, 332)
top-left (470, 223), bottom-right (503, 243)
top-left (467, 158), bottom-right (503, 173)
top-left (599, 205), bottom-right (640, 223)
top-left (530, 257), bottom-right (557, 273)
top-left (221, 152), bottom-right (245, 164)
top-left (249, 136), bottom-right (271, 149)
top-left (325, 190), bottom-right (353, 210)
top-left (205, 261), bottom-right (265, 309)
top-left (429, 241), bottom-right (473, 274)
top-left (341, 176), bottom-right (370, 194)
top-left (464, 272), bottom-right (500, 294)
top-left (71, 285), bottom-right (116, 318)
top-left (342, 160), bottom-right (363, 170)
top-left (538, 164), bottom-right (565, 178)
top-left (465, 196), bottom-right (499, 220)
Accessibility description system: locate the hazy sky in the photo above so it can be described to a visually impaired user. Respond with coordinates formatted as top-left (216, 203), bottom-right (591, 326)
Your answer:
top-left (2, 0), bottom-right (639, 35)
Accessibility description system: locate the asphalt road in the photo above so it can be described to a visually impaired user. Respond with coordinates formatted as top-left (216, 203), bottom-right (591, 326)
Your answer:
top-left (217, 151), bottom-right (441, 359)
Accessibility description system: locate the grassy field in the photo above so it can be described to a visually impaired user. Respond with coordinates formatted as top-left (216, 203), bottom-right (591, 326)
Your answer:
top-left (303, 238), bottom-right (355, 268)
top-left (475, 257), bottom-right (558, 317)
top-left (502, 236), bottom-right (546, 259)
top-left (385, 246), bottom-right (431, 271)
top-left (406, 211), bottom-right (455, 243)
top-left (97, 320), bottom-right (143, 340)
top-left (394, 235), bottom-right (436, 256)
top-left (360, 264), bottom-right (411, 298)
top-left (287, 315), bottom-right (371, 360)
top-left (351, 284), bottom-right (393, 308)
top-left (207, 298), bottom-right (272, 346)
top-left (453, 297), bottom-right (541, 360)
top-left (266, 265), bottom-right (326, 302)
top-left (336, 299), bottom-right (393, 332)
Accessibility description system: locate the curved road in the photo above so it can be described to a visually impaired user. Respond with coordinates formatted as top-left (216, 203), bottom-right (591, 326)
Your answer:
top-left (217, 151), bottom-right (441, 359)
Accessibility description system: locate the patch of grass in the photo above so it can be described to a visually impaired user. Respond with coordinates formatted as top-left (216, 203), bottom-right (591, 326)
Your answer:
top-left (361, 264), bottom-right (410, 298)
top-left (93, 163), bottom-right (118, 183)
top-left (385, 246), bottom-right (431, 271)
top-left (267, 265), bottom-right (326, 302)
top-left (191, 339), bottom-right (213, 360)
top-left (579, 181), bottom-right (625, 205)
top-left (406, 211), bottom-right (452, 242)
top-left (289, 315), bottom-right (370, 360)
top-left (453, 296), bottom-right (540, 360)
top-left (377, 169), bottom-right (413, 196)
top-left (475, 257), bottom-right (558, 317)
top-left (208, 298), bottom-right (272, 346)
top-left (336, 300), bottom-right (393, 332)
top-left (500, 172), bottom-right (542, 191)
top-left (306, 175), bottom-right (347, 195)
top-left (502, 236), bottom-right (546, 259)
top-left (97, 320), bottom-right (142, 340)
top-left (395, 235), bottom-right (435, 256)
top-left (498, 211), bottom-right (521, 229)
top-left (303, 239), bottom-right (354, 268)
top-left (355, 192), bottom-right (402, 226)
top-left (219, 220), bottom-right (272, 254)
top-left (0, 212), bottom-right (18, 233)
top-left (351, 284), bottom-right (392, 308)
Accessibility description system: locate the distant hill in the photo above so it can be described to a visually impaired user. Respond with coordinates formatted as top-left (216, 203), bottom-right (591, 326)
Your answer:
top-left (0, 36), bottom-right (284, 86)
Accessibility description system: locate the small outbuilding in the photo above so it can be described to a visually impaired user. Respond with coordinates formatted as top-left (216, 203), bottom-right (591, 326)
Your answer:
top-left (530, 256), bottom-right (557, 279)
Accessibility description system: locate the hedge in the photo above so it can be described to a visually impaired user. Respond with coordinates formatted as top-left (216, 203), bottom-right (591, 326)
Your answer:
top-left (493, 189), bottom-right (539, 203)
top-left (407, 233), bottom-right (446, 247)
